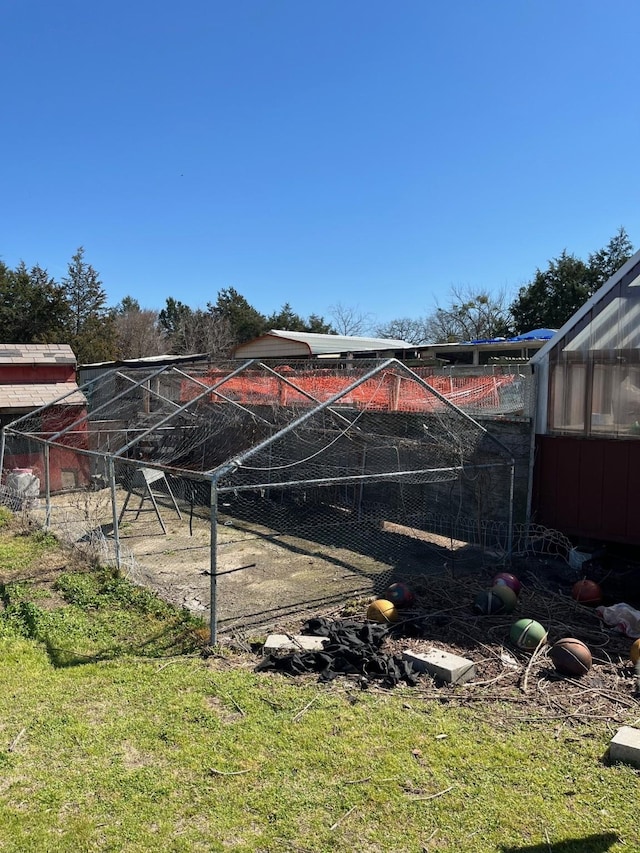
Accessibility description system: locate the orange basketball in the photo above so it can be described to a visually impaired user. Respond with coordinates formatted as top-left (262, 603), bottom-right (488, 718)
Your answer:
top-left (549, 638), bottom-right (592, 677)
top-left (366, 599), bottom-right (398, 623)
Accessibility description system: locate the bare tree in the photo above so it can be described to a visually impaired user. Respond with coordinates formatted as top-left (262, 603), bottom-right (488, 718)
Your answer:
top-left (113, 298), bottom-right (169, 359)
top-left (328, 302), bottom-right (374, 336)
top-left (374, 317), bottom-right (431, 344)
top-left (183, 310), bottom-right (236, 356)
top-left (424, 285), bottom-right (514, 343)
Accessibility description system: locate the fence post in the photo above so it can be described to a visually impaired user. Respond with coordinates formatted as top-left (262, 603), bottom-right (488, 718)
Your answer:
top-left (209, 479), bottom-right (218, 645)
top-left (109, 457), bottom-right (121, 571)
top-left (44, 444), bottom-right (51, 530)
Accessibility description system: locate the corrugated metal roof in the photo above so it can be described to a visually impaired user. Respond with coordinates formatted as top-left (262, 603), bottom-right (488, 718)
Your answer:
top-left (235, 330), bottom-right (414, 357)
top-left (0, 344), bottom-right (77, 365)
top-left (0, 383), bottom-right (86, 411)
top-left (531, 250), bottom-right (640, 364)
top-left (80, 352), bottom-right (210, 369)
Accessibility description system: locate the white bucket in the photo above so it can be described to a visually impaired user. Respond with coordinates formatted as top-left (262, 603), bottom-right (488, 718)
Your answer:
top-left (6, 469), bottom-right (40, 505)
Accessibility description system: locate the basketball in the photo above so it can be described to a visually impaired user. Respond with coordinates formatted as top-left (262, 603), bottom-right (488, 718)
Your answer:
top-left (366, 599), bottom-right (398, 623)
top-left (549, 638), bottom-right (592, 677)
top-left (571, 579), bottom-right (603, 606)
top-left (473, 589), bottom-right (505, 616)
top-left (490, 584), bottom-right (518, 613)
top-left (384, 582), bottom-right (415, 608)
top-left (510, 618), bottom-right (547, 650)
top-left (630, 638), bottom-right (640, 665)
top-left (493, 572), bottom-right (522, 596)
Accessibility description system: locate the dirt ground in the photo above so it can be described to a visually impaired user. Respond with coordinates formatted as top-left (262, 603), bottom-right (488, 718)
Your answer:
top-left (37, 487), bottom-right (478, 636)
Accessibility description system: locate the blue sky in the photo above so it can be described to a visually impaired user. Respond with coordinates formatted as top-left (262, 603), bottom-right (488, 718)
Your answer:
top-left (2, 0), bottom-right (639, 327)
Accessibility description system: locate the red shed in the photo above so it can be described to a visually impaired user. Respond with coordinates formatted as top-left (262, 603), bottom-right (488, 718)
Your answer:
top-left (0, 344), bottom-right (89, 492)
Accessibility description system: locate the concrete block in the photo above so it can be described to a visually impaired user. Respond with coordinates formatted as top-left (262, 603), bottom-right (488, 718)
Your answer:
top-left (402, 647), bottom-right (476, 685)
top-left (263, 634), bottom-right (328, 653)
top-left (610, 726), bottom-right (640, 766)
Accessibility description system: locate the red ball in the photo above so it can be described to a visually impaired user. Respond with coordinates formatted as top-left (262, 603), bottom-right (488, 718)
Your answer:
top-left (571, 579), bottom-right (602, 606)
top-left (492, 572), bottom-right (522, 596)
top-left (549, 638), bottom-right (592, 677)
top-left (384, 582), bottom-right (415, 608)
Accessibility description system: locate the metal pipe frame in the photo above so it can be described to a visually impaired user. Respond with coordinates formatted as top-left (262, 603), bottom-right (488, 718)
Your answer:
top-left (172, 367), bottom-right (276, 428)
top-left (258, 362), bottom-right (358, 430)
top-left (43, 364), bottom-right (171, 443)
top-left (216, 460), bottom-right (511, 493)
top-left (109, 457), bottom-right (121, 571)
top-left (113, 360), bottom-right (256, 459)
top-left (210, 358), bottom-right (397, 481)
top-left (209, 480), bottom-right (218, 645)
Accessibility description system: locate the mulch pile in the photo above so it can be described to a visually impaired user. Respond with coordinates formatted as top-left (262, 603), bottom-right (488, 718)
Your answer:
top-left (254, 554), bottom-right (640, 725)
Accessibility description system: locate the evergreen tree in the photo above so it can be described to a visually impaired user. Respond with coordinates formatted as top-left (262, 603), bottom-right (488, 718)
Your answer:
top-left (267, 303), bottom-right (333, 333)
top-left (0, 261), bottom-right (71, 343)
top-left (510, 229), bottom-right (635, 333)
top-left (209, 287), bottom-right (267, 344)
top-left (62, 247), bottom-right (116, 363)
top-left (588, 226), bottom-right (634, 289)
top-left (158, 298), bottom-right (194, 354)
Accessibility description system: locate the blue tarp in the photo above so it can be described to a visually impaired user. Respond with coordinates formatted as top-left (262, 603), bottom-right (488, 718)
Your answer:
top-left (468, 329), bottom-right (556, 345)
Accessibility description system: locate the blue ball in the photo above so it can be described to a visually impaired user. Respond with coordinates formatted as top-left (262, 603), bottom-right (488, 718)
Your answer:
top-left (384, 582), bottom-right (415, 608)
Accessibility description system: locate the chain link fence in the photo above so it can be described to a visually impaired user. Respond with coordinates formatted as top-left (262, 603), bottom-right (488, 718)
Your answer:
top-left (2, 358), bottom-right (531, 639)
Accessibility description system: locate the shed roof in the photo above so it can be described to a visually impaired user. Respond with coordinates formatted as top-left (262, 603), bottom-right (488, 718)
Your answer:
top-left (79, 352), bottom-right (210, 370)
top-left (530, 248), bottom-right (640, 364)
top-left (0, 383), bottom-right (86, 412)
top-left (234, 330), bottom-right (414, 358)
top-left (0, 344), bottom-right (77, 365)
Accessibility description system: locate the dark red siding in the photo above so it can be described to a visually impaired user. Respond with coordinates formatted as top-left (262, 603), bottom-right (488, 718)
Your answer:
top-left (0, 365), bottom-right (75, 384)
top-left (533, 435), bottom-right (640, 544)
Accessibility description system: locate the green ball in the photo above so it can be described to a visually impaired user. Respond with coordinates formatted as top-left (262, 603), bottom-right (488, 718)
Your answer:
top-left (510, 618), bottom-right (547, 650)
top-left (491, 584), bottom-right (518, 613)
top-left (473, 589), bottom-right (505, 615)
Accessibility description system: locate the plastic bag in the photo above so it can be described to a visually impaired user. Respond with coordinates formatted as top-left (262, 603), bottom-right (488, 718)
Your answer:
top-left (596, 603), bottom-right (640, 638)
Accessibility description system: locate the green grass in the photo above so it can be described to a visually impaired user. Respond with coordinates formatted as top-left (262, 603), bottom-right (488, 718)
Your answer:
top-left (0, 520), bottom-right (638, 851)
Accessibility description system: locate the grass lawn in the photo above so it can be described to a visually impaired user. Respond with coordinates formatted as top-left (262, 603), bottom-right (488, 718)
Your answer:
top-left (0, 510), bottom-right (638, 852)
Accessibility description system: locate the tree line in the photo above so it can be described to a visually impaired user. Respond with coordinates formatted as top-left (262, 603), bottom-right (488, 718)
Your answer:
top-left (0, 228), bottom-right (633, 364)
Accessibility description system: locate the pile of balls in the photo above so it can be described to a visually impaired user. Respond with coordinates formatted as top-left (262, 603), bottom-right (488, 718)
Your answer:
top-left (364, 573), bottom-right (639, 682)
top-left (366, 581), bottom-right (415, 624)
top-left (473, 571), bottom-right (521, 616)
top-left (474, 571), bottom-right (595, 676)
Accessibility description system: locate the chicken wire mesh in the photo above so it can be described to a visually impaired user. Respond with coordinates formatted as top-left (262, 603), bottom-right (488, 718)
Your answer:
top-left (2, 358), bottom-right (517, 640)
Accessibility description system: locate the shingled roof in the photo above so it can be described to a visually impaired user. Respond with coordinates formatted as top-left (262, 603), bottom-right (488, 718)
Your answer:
top-left (0, 384), bottom-right (86, 411)
top-left (0, 344), bottom-right (77, 365)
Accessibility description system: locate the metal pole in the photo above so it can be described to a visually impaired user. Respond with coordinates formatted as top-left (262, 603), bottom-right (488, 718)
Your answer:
top-left (506, 462), bottom-right (515, 564)
top-left (209, 479), bottom-right (218, 645)
top-left (44, 364), bottom-right (171, 443)
top-left (114, 359), bottom-right (257, 459)
top-left (108, 457), bottom-right (121, 571)
top-left (44, 444), bottom-right (51, 530)
top-left (216, 463), bottom-right (497, 493)
top-left (525, 366), bottom-right (538, 526)
top-left (258, 362), bottom-right (356, 429)
top-left (0, 428), bottom-right (5, 483)
top-left (172, 367), bottom-right (274, 426)
top-left (208, 358), bottom-right (398, 478)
